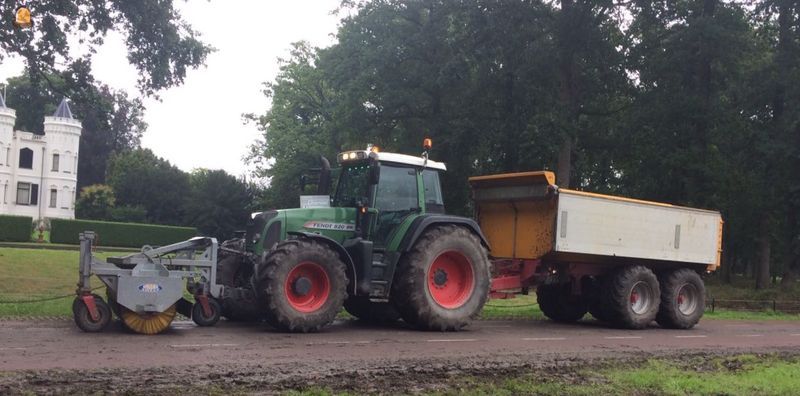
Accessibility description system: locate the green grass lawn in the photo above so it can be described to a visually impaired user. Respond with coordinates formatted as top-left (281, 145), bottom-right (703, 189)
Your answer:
top-left (0, 248), bottom-right (112, 316)
top-left (1, 246), bottom-right (798, 321)
top-left (438, 354), bottom-right (800, 396)
top-left (285, 354), bottom-right (800, 395)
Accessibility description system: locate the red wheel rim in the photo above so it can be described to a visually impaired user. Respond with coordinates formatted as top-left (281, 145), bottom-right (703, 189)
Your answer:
top-left (427, 251), bottom-right (475, 309)
top-left (284, 262), bottom-right (330, 313)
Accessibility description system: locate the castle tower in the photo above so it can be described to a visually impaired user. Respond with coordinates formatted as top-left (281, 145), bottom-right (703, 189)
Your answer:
top-left (42, 98), bottom-right (82, 219)
top-left (0, 94), bottom-right (15, 211)
top-left (0, 94), bottom-right (15, 166)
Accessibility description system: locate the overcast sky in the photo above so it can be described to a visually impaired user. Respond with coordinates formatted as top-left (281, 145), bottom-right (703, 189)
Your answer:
top-left (0, 0), bottom-right (343, 178)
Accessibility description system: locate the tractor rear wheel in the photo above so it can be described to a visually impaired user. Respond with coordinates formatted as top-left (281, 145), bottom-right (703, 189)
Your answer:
top-left (602, 265), bottom-right (660, 329)
top-left (254, 239), bottom-right (347, 332)
top-left (655, 269), bottom-right (705, 329)
top-left (536, 283), bottom-right (587, 323)
top-left (216, 255), bottom-right (262, 321)
top-left (344, 296), bottom-right (401, 324)
top-left (392, 225), bottom-right (490, 331)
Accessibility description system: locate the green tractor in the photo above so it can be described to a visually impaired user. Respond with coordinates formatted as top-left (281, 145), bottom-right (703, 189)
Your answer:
top-left (218, 143), bottom-right (491, 332)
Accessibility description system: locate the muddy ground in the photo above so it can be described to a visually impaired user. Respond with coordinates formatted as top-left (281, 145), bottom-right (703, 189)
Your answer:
top-left (1, 318), bottom-right (799, 394)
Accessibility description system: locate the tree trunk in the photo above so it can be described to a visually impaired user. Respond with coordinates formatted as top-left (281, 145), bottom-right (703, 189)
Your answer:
top-left (755, 218), bottom-right (772, 290)
top-left (556, 136), bottom-right (572, 187)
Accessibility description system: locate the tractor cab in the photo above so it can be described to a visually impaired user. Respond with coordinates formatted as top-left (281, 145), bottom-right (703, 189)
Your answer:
top-left (332, 145), bottom-right (447, 248)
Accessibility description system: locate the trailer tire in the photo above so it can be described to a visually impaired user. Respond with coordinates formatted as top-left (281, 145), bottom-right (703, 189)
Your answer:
top-left (192, 298), bottom-right (222, 327)
top-left (656, 269), bottom-right (705, 329)
top-left (392, 225), bottom-right (491, 331)
top-left (536, 283), bottom-right (588, 323)
top-left (254, 239), bottom-right (347, 332)
top-left (603, 266), bottom-right (660, 329)
top-left (73, 295), bottom-right (112, 333)
top-left (586, 276), bottom-right (611, 322)
top-left (217, 255), bottom-right (262, 321)
top-left (344, 297), bottom-right (401, 324)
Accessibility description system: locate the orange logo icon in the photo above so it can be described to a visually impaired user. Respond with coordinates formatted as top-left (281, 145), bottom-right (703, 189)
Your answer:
top-left (13, 5), bottom-right (33, 29)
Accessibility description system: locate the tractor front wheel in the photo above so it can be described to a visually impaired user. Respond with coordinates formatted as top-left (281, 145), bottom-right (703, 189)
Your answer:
top-left (254, 239), bottom-right (347, 332)
top-left (392, 225), bottom-right (490, 331)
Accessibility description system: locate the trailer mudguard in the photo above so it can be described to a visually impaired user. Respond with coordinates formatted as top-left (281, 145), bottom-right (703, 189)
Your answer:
top-left (287, 231), bottom-right (359, 295)
top-left (397, 214), bottom-right (491, 252)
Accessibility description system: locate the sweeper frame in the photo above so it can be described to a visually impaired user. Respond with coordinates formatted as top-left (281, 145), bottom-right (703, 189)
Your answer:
top-left (74, 231), bottom-right (224, 334)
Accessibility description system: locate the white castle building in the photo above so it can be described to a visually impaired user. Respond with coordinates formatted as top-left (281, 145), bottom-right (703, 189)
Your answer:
top-left (0, 95), bottom-right (81, 220)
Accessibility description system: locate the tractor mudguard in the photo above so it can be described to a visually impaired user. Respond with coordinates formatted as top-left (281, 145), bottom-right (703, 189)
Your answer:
top-left (287, 231), bottom-right (359, 295)
top-left (397, 215), bottom-right (491, 253)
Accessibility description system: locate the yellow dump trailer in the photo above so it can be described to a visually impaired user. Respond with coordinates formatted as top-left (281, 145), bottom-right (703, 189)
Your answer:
top-left (469, 171), bottom-right (723, 330)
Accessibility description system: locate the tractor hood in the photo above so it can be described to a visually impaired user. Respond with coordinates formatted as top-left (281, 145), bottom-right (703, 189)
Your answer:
top-left (249, 207), bottom-right (358, 255)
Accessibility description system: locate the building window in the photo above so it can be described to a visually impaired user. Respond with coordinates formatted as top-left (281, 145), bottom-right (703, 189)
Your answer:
top-left (5, 147), bottom-right (9, 166)
top-left (61, 187), bottom-right (70, 209)
top-left (49, 189), bottom-right (57, 208)
top-left (16, 182), bottom-right (38, 205)
top-left (3, 183), bottom-right (7, 204)
top-left (18, 148), bottom-right (33, 169)
top-left (52, 154), bottom-right (60, 172)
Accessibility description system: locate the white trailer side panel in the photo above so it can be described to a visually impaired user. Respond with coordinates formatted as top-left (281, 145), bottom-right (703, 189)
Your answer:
top-left (555, 191), bottom-right (722, 265)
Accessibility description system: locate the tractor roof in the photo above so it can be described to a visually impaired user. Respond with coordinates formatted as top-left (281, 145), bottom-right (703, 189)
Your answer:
top-left (339, 149), bottom-right (447, 171)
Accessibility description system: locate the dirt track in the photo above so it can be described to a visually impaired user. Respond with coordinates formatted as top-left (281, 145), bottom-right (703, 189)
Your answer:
top-left (1, 318), bottom-right (799, 394)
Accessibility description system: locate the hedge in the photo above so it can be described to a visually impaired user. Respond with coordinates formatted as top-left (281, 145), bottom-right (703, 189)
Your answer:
top-left (50, 218), bottom-right (197, 247)
top-left (0, 215), bottom-right (33, 242)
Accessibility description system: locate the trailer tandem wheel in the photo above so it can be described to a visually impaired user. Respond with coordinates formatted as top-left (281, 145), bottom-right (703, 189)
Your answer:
top-left (655, 269), bottom-right (705, 329)
top-left (536, 283), bottom-right (588, 323)
top-left (603, 265), bottom-right (660, 329)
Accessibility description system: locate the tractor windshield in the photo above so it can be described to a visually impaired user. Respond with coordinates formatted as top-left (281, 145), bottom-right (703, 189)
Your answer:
top-left (332, 163), bottom-right (370, 207)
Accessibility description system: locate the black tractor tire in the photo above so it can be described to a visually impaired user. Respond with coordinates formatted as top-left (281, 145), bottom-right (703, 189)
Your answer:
top-left (73, 294), bottom-right (112, 333)
top-left (253, 239), bottom-right (347, 332)
top-left (192, 298), bottom-right (222, 327)
top-left (585, 276), bottom-right (611, 322)
top-left (216, 255), bottom-right (262, 321)
top-left (602, 265), bottom-right (661, 329)
top-left (344, 296), bottom-right (401, 324)
top-left (656, 269), bottom-right (706, 329)
top-left (391, 225), bottom-right (491, 331)
top-left (536, 283), bottom-right (588, 323)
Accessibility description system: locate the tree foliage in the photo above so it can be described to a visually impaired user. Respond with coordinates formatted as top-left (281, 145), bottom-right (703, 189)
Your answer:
top-left (106, 148), bottom-right (190, 226)
top-left (183, 169), bottom-right (254, 241)
top-left (0, 0), bottom-right (212, 96)
top-left (249, 0), bottom-right (800, 286)
top-left (75, 184), bottom-right (116, 221)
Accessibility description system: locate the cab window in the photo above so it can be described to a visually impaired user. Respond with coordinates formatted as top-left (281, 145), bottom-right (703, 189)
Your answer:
top-left (374, 164), bottom-right (418, 246)
top-left (332, 164), bottom-right (370, 207)
top-left (422, 169), bottom-right (444, 213)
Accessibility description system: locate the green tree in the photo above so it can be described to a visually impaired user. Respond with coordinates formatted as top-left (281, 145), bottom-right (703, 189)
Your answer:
top-left (0, 0), bottom-right (212, 96)
top-left (183, 169), bottom-right (253, 240)
top-left (75, 184), bottom-right (116, 220)
top-left (106, 148), bottom-right (190, 225)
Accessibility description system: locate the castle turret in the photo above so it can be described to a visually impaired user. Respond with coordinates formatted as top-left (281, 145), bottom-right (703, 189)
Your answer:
top-left (0, 94), bottom-right (15, 169)
top-left (42, 98), bottom-right (82, 219)
top-left (43, 98), bottom-right (82, 174)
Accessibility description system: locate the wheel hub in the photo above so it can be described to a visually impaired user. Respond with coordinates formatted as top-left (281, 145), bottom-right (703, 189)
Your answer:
top-left (433, 268), bottom-right (448, 287)
top-left (293, 277), bottom-right (312, 296)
